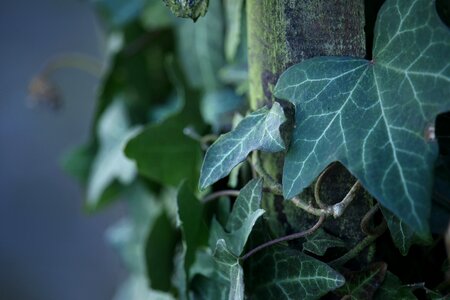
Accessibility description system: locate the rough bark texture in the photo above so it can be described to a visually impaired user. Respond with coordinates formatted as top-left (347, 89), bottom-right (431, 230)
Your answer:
top-left (247, 0), bottom-right (374, 255)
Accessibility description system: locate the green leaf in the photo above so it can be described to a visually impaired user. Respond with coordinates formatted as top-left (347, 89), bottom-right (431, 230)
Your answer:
top-left (61, 143), bottom-right (95, 185)
top-left (337, 262), bottom-right (387, 300)
top-left (163, 0), bottom-right (209, 21)
top-left (303, 229), bottom-right (347, 256)
top-left (213, 239), bottom-right (244, 300)
top-left (224, 0), bottom-right (244, 62)
top-left (87, 100), bottom-right (140, 209)
top-left (190, 275), bottom-right (227, 300)
top-left (113, 275), bottom-right (175, 300)
top-left (381, 207), bottom-right (432, 256)
top-left (125, 90), bottom-right (204, 188)
top-left (209, 179), bottom-right (265, 256)
top-left (95, 0), bottom-right (145, 28)
top-left (226, 178), bottom-right (263, 232)
top-left (176, 0), bottom-right (224, 90)
top-left (145, 211), bottom-right (178, 291)
top-left (106, 183), bottom-right (161, 274)
top-left (247, 246), bottom-right (345, 299)
top-left (275, 0), bottom-right (450, 232)
top-left (200, 103), bottom-right (286, 189)
top-left (176, 182), bottom-right (209, 297)
top-left (373, 272), bottom-right (416, 300)
top-left (201, 88), bottom-right (244, 133)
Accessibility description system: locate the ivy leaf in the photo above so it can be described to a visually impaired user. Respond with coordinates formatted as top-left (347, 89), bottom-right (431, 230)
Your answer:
top-left (247, 246), bottom-right (345, 299)
top-left (381, 207), bottom-right (432, 256)
top-left (209, 179), bottom-right (265, 256)
top-left (125, 85), bottom-right (205, 188)
top-left (303, 229), bottom-right (347, 256)
top-left (163, 0), bottom-right (208, 21)
top-left (213, 239), bottom-right (245, 300)
top-left (337, 262), bottom-right (387, 300)
top-left (145, 211), bottom-right (178, 292)
top-left (374, 272), bottom-right (416, 300)
top-left (113, 275), bottom-right (175, 300)
top-left (176, 0), bottom-right (224, 90)
top-left (87, 100), bottom-right (140, 209)
top-left (176, 182), bottom-right (209, 297)
top-left (200, 103), bottom-right (286, 189)
top-left (224, 0), bottom-right (244, 62)
top-left (275, 0), bottom-right (450, 232)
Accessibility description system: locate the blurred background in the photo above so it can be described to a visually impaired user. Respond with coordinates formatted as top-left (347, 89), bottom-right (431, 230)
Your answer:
top-left (0, 0), bottom-right (127, 299)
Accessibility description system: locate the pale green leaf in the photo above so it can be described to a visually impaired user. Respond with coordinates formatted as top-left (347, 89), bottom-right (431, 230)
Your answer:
top-left (113, 275), bottom-right (175, 300)
top-left (303, 229), bottom-right (347, 256)
top-left (200, 103), bottom-right (286, 189)
top-left (213, 239), bottom-right (244, 300)
top-left (224, 0), bottom-right (244, 62)
top-left (247, 246), bottom-right (345, 299)
top-left (275, 0), bottom-right (450, 232)
top-left (381, 207), bottom-right (432, 256)
top-left (176, 0), bottom-right (224, 90)
top-left (87, 100), bottom-right (140, 209)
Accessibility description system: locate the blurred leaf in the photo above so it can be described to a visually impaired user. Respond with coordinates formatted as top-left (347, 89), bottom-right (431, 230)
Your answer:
top-left (95, 0), bottom-right (146, 28)
top-left (247, 246), bottom-right (345, 299)
top-left (337, 262), bottom-right (387, 300)
top-left (373, 272), bottom-right (416, 300)
top-left (113, 275), bottom-right (176, 300)
top-left (189, 248), bottom-right (215, 279)
top-left (190, 275), bottom-right (227, 300)
top-left (201, 88), bottom-right (244, 133)
top-left (224, 0), bottom-right (244, 62)
top-left (303, 229), bottom-right (346, 256)
top-left (125, 91), bottom-right (204, 188)
top-left (106, 183), bottom-right (161, 274)
top-left (61, 143), bottom-right (95, 185)
top-left (176, 182), bottom-right (209, 297)
top-left (200, 103), bottom-right (286, 190)
top-left (141, 0), bottom-right (173, 29)
top-left (381, 207), bottom-right (432, 256)
top-left (176, 0), bottom-right (224, 90)
top-left (87, 100), bottom-right (140, 209)
top-left (145, 211), bottom-right (178, 291)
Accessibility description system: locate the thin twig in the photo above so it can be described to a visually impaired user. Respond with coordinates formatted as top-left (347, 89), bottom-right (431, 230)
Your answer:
top-left (314, 163), bottom-right (337, 209)
top-left (241, 215), bottom-right (325, 261)
top-left (202, 190), bottom-right (240, 203)
top-left (332, 180), bottom-right (361, 218)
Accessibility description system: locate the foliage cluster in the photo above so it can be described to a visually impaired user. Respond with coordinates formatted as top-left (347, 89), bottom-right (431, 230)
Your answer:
top-left (62, 0), bottom-right (450, 299)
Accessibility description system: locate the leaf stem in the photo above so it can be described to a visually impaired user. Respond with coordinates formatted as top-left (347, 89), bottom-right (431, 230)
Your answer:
top-left (202, 190), bottom-right (240, 203)
top-left (241, 215), bottom-right (325, 261)
top-left (330, 205), bottom-right (387, 267)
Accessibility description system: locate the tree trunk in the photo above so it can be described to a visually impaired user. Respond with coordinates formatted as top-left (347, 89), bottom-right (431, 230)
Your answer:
top-left (247, 0), bottom-right (374, 254)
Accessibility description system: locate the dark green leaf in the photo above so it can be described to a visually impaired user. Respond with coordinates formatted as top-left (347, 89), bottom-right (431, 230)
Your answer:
top-left (247, 246), bottom-right (345, 299)
top-left (95, 0), bottom-right (145, 28)
top-left (337, 262), bottom-right (387, 300)
top-left (275, 0), bottom-right (450, 232)
top-left (373, 272), bottom-right (416, 300)
top-left (200, 103), bottom-right (286, 189)
top-left (145, 212), bottom-right (178, 291)
top-left (303, 229), bottom-right (347, 256)
top-left (125, 91), bottom-right (204, 188)
top-left (163, 0), bottom-right (208, 21)
top-left (61, 143), bottom-right (95, 185)
top-left (176, 182), bottom-right (209, 296)
top-left (381, 207), bottom-right (432, 256)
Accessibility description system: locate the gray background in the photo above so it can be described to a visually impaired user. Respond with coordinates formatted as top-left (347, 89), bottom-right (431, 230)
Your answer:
top-left (0, 0), bottom-right (127, 299)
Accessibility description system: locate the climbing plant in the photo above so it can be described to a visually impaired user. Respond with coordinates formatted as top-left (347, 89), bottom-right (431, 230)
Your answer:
top-left (60, 0), bottom-right (450, 299)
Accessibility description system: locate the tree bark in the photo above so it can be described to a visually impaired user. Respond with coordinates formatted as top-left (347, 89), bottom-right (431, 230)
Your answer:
top-left (247, 0), bottom-right (374, 254)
